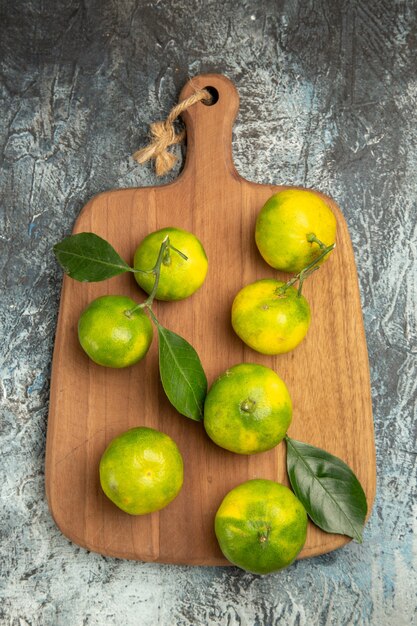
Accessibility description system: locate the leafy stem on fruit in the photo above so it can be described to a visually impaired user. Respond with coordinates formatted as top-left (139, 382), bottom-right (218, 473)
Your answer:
top-left (126, 236), bottom-right (188, 317)
top-left (53, 232), bottom-right (189, 283)
top-left (127, 237), bottom-right (207, 422)
top-left (275, 234), bottom-right (336, 297)
top-left (53, 230), bottom-right (206, 422)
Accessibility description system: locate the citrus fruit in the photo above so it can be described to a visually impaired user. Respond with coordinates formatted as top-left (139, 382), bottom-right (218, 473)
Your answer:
top-left (133, 227), bottom-right (208, 301)
top-left (231, 279), bottom-right (311, 354)
top-left (255, 188), bottom-right (336, 273)
top-left (78, 295), bottom-right (153, 368)
top-left (215, 479), bottom-right (307, 574)
top-left (99, 426), bottom-right (184, 515)
top-left (204, 364), bottom-right (292, 454)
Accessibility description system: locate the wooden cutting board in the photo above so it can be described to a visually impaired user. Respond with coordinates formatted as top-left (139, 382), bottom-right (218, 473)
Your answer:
top-left (46, 74), bottom-right (376, 565)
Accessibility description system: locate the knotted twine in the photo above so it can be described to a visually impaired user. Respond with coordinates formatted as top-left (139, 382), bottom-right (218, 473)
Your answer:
top-left (133, 87), bottom-right (212, 176)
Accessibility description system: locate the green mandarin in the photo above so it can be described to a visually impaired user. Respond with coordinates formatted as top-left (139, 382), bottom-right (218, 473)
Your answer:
top-left (215, 479), bottom-right (308, 574)
top-left (204, 364), bottom-right (292, 454)
top-left (78, 295), bottom-right (153, 368)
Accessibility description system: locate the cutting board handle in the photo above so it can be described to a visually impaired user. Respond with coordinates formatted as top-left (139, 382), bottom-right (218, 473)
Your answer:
top-left (179, 74), bottom-right (240, 182)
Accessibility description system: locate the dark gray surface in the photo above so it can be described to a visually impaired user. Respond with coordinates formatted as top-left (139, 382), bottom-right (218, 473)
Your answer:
top-left (1, 1), bottom-right (416, 624)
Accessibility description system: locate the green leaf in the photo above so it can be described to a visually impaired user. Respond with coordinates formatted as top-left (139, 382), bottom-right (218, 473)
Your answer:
top-left (53, 232), bottom-right (131, 282)
top-left (157, 325), bottom-right (207, 421)
top-left (286, 436), bottom-right (367, 542)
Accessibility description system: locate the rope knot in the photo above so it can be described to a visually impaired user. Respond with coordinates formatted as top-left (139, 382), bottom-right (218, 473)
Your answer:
top-left (133, 87), bottom-right (211, 176)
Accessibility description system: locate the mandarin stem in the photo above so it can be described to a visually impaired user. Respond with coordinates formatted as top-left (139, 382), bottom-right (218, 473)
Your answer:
top-left (169, 243), bottom-right (188, 261)
top-left (146, 306), bottom-right (160, 327)
top-left (125, 237), bottom-right (171, 316)
top-left (306, 232), bottom-right (327, 250)
top-left (124, 236), bottom-right (189, 319)
top-left (275, 234), bottom-right (336, 297)
top-left (143, 236), bottom-right (170, 308)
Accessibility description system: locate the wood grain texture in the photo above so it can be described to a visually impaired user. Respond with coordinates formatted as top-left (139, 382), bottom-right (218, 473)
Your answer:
top-left (45, 74), bottom-right (376, 565)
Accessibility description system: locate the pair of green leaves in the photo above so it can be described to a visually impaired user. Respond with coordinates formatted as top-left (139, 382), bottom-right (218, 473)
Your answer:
top-left (54, 232), bottom-right (207, 421)
top-left (53, 232), bottom-right (367, 543)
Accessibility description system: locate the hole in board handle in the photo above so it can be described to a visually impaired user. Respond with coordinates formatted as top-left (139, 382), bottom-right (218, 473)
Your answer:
top-left (201, 86), bottom-right (219, 106)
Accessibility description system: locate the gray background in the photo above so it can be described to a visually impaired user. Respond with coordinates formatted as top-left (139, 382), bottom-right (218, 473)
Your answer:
top-left (1, 0), bottom-right (416, 624)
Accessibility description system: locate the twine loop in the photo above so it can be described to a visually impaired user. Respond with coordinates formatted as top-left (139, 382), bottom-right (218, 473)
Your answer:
top-left (133, 87), bottom-right (212, 176)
